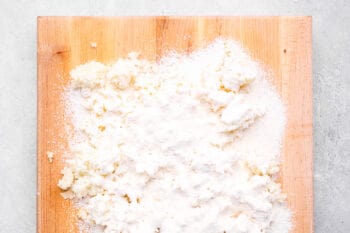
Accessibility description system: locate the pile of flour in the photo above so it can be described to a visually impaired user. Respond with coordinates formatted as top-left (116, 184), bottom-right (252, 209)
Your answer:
top-left (58, 38), bottom-right (292, 233)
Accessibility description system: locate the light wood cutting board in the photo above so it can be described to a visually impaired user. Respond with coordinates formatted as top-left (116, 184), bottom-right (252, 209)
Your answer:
top-left (37, 16), bottom-right (312, 233)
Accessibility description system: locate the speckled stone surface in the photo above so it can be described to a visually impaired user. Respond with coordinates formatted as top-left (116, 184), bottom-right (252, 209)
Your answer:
top-left (0, 0), bottom-right (349, 232)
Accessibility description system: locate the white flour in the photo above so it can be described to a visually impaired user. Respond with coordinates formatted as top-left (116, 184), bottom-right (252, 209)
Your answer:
top-left (58, 38), bottom-right (292, 233)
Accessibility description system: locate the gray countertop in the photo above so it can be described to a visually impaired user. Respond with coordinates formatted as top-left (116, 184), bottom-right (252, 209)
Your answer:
top-left (0, 0), bottom-right (349, 232)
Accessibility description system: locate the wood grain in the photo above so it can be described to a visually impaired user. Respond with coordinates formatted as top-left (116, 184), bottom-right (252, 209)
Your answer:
top-left (37, 17), bottom-right (312, 233)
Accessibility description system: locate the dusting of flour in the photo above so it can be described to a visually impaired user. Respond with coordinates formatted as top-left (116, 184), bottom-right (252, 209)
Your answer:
top-left (59, 38), bottom-right (292, 233)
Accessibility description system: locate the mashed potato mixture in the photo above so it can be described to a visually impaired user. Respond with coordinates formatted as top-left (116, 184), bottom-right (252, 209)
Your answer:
top-left (58, 39), bottom-right (292, 233)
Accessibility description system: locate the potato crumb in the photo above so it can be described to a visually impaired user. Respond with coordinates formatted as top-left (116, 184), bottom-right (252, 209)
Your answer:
top-left (90, 42), bottom-right (97, 48)
top-left (47, 151), bottom-right (54, 163)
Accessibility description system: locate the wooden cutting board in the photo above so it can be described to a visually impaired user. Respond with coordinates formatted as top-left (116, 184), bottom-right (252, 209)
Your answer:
top-left (37, 16), bottom-right (312, 233)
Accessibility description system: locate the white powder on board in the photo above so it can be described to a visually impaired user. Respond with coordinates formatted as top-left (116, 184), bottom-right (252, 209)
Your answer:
top-left (58, 38), bottom-right (292, 233)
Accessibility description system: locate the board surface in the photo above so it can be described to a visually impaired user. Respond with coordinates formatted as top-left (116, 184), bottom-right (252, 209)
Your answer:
top-left (37, 16), bottom-right (312, 233)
